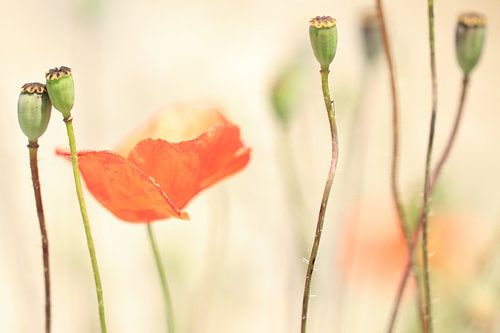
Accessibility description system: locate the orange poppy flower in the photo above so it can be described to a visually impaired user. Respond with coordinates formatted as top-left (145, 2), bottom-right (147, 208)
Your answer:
top-left (57, 102), bottom-right (251, 223)
top-left (337, 200), bottom-right (482, 291)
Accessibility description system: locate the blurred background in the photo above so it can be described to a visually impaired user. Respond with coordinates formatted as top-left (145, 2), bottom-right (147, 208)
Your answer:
top-left (1, 0), bottom-right (499, 332)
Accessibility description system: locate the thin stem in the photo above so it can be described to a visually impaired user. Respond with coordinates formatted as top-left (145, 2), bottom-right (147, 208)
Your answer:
top-left (280, 125), bottom-right (309, 256)
top-left (387, 74), bottom-right (471, 332)
top-left (376, 0), bottom-right (426, 328)
top-left (146, 223), bottom-right (175, 333)
top-left (431, 76), bottom-right (469, 185)
top-left (420, 0), bottom-right (438, 330)
top-left (64, 117), bottom-right (107, 333)
top-left (300, 68), bottom-right (339, 333)
top-left (376, 0), bottom-right (408, 239)
top-left (28, 142), bottom-right (51, 333)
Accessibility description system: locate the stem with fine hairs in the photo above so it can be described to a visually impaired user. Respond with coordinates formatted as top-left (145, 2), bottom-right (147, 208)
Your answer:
top-left (300, 68), bottom-right (339, 333)
top-left (387, 74), bottom-right (471, 332)
top-left (420, 0), bottom-right (438, 330)
top-left (28, 141), bottom-right (51, 333)
top-left (147, 223), bottom-right (175, 333)
top-left (376, 0), bottom-right (426, 328)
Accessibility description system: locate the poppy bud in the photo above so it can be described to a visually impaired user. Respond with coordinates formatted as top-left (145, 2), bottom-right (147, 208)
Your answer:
top-left (309, 16), bottom-right (338, 70)
top-left (45, 66), bottom-right (74, 118)
top-left (17, 83), bottom-right (52, 142)
top-left (455, 13), bottom-right (486, 76)
top-left (361, 11), bottom-right (381, 63)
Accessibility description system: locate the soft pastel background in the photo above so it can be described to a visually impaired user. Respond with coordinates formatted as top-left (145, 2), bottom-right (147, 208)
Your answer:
top-left (1, 0), bottom-right (499, 332)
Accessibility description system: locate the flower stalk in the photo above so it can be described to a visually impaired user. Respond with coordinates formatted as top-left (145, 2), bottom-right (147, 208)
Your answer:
top-left (17, 82), bottom-right (52, 333)
top-left (64, 117), bottom-right (108, 333)
top-left (146, 224), bottom-right (175, 333)
top-left (301, 16), bottom-right (339, 332)
top-left (46, 66), bottom-right (108, 332)
top-left (29, 142), bottom-right (52, 333)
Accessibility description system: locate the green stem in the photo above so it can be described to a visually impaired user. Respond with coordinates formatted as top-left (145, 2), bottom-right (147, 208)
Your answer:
top-left (421, 0), bottom-right (438, 331)
top-left (63, 116), bottom-right (107, 333)
top-left (146, 223), bottom-right (175, 333)
top-left (280, 125), bottom-right (309, 256)
top-left (28, 141), bottom-right (51, 333)
top-left (300, 68), bottom-right (339, 333)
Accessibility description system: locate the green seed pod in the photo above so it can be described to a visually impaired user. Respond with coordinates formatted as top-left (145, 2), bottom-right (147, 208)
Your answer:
top-left (361, 11), bottom-right (381, 63)
top-left (309, 16), bottom-right (338, 70)
top-left (45, 66), bottom-right (74, 118)
top-left (455, 13), bottom-right (486, 76)
top-left (18, 83), bottom-right (52, 142)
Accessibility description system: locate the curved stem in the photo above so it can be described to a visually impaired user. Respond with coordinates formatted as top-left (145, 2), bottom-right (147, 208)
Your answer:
top-left (387, 74), bottom-right (470, 332)
top-left (376, 0), bottom-right (408, 239)
top-left (376, 0), bottom-right (426, 329)
top-left (64, 117), bottom-right (107, 333)
top-left (431, 76), bottom-right (469, 185)
top-left (28, 142), bottom-right (51, 333)
top-left (300, 68), bottom-right (339, 333)
top-left (146, 223), bottom-right (175, 333)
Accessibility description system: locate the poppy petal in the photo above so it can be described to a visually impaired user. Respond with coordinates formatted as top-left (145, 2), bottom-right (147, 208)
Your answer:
top-left (56, 149), bottom-right (189, 223)
top-left (115, 102), bottom-right (227, 156)
top-left (127, 123), bottom-right (251, 209)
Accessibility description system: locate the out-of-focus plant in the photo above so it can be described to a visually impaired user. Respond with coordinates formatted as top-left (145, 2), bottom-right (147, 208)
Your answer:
top-left (387, 11), bottom-right (488, 333)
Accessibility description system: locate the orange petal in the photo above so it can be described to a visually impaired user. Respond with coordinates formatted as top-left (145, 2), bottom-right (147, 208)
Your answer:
top-left (115, 102), bottom-right (228, 156)
top-left (56, 149), bottom-right (189, 223)
top-left (128, 123), bottom-right (251, 209)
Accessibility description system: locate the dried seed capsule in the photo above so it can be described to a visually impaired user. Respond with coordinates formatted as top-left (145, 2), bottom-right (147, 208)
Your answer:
top-left (45, 66), bottom-right (74, 118)
top-left (18, 83), bottom-right (52, 142)
top-left (456, 13), bottom-right (486, 75)
top-left (309, 16), bottom-right (338, 70)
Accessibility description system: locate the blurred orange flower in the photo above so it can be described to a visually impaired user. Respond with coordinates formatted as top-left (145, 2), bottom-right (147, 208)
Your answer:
top-left (57, 102), bottom-right (251, 223)
top-left (338, 200), bottom-right (482, 291)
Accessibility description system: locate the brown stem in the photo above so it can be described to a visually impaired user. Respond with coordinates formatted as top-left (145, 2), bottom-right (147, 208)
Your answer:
top-left (386, 75), bottom-right (470, 332)
top-left (431, 76), bottom-right (469, 185)
top-left (376, 0), bottom-right (426, 329)
top-left (28, 141), bottom-right (51, 333)
top-left (300, 68), bottom-right (339, 333)
top-left (375, 0), bottom-right (408, 239)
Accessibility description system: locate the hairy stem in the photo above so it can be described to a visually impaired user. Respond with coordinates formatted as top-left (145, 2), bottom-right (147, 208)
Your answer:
top-left (64, 117), bottom-right (107, 333)
top-left (387, 74), bottom-right (471, 332)
top-left (420, 0), bottom-right (438, 330)
top-left (147, 223), bottom-right (175, 333)
top-left (28, 142), bottom-right (51, 333)
top-left (300, 68), bottom-right (339, 333)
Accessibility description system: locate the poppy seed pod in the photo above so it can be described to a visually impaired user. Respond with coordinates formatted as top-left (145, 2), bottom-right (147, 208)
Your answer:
top-left (456, 13), bottom-right (486, 75)
top-left (45, 66), bottom-right (74, 118)
top-left (309, 16), bottom-right (338, 70)
top-left (18, 83), bottom-right (52, 142)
